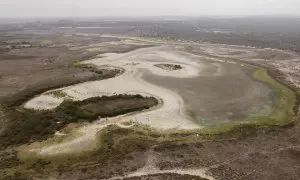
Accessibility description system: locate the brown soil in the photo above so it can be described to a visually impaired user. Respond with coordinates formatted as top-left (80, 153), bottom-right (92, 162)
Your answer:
top-left (154, 121), bottom-right (300, 180)
top-left (0, 35), bottom-right (120, 135)
top-left (0, 47), bottom-right (98, 100)
top-left (122, 174), bottom-right (208, 180)
top-left (46, 150), bottom-right (148, 180)
top-left (23, 122), bottom-right (300, 180)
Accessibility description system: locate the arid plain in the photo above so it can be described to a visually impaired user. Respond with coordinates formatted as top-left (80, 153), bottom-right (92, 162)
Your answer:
top-left (0, 19), bottom-right (300, 180)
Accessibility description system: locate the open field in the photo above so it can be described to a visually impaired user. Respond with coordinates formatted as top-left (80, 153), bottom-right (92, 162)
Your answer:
top-left (0, 18), bottom-right (300, 180)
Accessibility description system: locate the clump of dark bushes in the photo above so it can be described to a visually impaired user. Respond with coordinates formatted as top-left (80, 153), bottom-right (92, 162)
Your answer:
top-left (154, 64), bottom-right (183, 70)
top-left (0, 95), bottom-right (158, 148)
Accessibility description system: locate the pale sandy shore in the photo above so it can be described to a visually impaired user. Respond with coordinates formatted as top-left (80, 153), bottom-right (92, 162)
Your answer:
top-left (25, 45), bottom-right (205, 155)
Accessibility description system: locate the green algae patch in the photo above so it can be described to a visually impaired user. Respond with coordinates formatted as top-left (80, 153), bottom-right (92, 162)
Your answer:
top-left (251, 68), bottom-right (296, 125)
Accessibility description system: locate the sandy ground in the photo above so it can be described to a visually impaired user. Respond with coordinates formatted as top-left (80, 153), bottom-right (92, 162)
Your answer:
top-left (24, 36), bottom-right (298, 156)
top-left (106, 147), bottom-right (215, 180)
top-left (24, 95), bottom-right (64, 110)
top-left (26, 45), bottom-right (205, 155)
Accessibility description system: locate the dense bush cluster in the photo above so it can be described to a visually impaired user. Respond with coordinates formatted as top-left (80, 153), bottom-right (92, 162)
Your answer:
top-left (154, 64), bottom-right (183, 70)
top-left (0, 95), bottom-right (158, 148)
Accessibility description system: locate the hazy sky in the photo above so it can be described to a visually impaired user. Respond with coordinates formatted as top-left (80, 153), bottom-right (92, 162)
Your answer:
top-left (0, 0), bottom-right (299, 18)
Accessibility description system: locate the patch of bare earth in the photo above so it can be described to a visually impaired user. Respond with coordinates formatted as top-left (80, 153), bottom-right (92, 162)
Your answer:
top-left (0, 47), bottom-right (98, 101)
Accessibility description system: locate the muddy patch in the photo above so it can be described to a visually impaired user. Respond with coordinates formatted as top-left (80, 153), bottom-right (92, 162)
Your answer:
top-left (143, 61), bottom-right (273, 125)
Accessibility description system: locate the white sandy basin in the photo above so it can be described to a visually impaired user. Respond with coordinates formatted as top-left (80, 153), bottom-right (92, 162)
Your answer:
top-left (25, 45), bottom-right (204, 155)
top-left (24, 95), bottom-right (64, 110)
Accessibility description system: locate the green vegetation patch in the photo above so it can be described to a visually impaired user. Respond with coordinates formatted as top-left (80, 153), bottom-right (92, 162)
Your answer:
top-left (74, 63), bottom-right (109, 75)
top-left (2, 125), bottom-right (160, 180)
top-left (251, 69), bottom-right (296, 125)
top-left (154, 64), bottom-right (183, 70)
top-left (0, 95), bottom-right (158, 148)
top-left (45, 90), bottom-right (69, 98)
